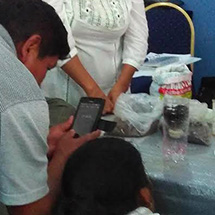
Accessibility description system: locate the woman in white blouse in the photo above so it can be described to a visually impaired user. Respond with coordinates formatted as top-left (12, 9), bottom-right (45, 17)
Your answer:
top-left (41, 0), bottom-right (148, 113)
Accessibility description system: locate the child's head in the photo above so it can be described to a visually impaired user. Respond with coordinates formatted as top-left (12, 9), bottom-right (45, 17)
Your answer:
top-left (60, 137), bottom-right (154, 215)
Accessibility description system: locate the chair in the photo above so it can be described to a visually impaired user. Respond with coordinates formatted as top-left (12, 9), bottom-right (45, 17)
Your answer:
top-left (145, 2), bottom-right (195, 57)
top-left (146, 2), bottom-right (196, 95)
top-left (130, 2), bottom-right (195, 94)
top-left (144, 0), bottom-right (184, 7)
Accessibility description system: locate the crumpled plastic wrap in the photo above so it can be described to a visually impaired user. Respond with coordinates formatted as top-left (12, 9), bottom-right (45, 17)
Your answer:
top-left (105, 95), bottom-right (215, 144)
top-left (105, 93), bottom-right (163, 137)
top-left (152, 64), bottom-right (192, 85)
top-left (188, 99), bottom-right (215, 145)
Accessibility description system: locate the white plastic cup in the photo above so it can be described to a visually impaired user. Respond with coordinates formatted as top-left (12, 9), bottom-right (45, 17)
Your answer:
top-left (162, 95), bottom-right (190, 163)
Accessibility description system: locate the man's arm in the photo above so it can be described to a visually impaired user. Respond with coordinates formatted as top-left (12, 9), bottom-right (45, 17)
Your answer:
top-left (7, 120), bottom-right (100, 215)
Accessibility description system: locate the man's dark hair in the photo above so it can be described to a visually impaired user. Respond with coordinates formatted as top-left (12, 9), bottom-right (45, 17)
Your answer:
top-left (0, 0), bottom-right (70, 59)
top-left (59, 137), bottom-right (151, 215)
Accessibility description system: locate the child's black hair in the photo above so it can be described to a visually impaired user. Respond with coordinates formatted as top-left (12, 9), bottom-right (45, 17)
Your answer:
top-left (59, 137), bottom-right (151, 215)
top-left (0, 0), bottom-right (70, 59)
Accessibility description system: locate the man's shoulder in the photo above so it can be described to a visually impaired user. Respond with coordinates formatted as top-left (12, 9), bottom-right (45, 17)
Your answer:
top-left (0, 43), bottom-right (45, 113)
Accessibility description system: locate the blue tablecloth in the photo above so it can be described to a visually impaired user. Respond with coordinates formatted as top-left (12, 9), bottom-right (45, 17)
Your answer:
top-left (127, 132), bottom-right (215, 215)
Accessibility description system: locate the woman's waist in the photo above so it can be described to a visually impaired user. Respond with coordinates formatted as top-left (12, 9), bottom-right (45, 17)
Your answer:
top-left (78, 45), bottom-right (121, 70)
top-left (81, 61), bottom-right (119, 88)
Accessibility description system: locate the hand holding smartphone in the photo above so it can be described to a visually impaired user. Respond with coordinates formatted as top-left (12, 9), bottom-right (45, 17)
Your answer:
top-left (70, 97), bottom-right (105, 136)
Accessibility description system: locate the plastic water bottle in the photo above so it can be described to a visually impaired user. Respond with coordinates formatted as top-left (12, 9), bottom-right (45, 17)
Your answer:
top-left (162, 95), bottom-right (190, 163)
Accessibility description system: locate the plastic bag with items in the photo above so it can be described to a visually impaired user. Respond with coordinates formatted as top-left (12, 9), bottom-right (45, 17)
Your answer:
top-left (105, 93), bottom-right (163, 137)
top-left (150, 64), bottom-right (192, 98)
top-left (188, 99), bottom-right (215, 145)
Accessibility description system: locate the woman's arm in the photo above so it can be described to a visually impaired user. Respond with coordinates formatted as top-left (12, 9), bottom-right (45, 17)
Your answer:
top-left (62, 56), bottom-right (113, 113)
top-left (42, 0), bottom-right (113, 113)
top-left (108, 0), bottom-right (148, 105)
top-left (122, 0), bottom-right (148, 69)
top-left (108, 64), bottom-right (136, 105)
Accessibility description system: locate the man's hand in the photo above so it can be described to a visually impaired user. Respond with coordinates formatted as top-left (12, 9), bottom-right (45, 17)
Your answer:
top-left (48, 116), bottom-right (101, 160)
top-left (47, 116), bottom-right (74, 159)
top-left (54, 129), bottom-right (101, 161)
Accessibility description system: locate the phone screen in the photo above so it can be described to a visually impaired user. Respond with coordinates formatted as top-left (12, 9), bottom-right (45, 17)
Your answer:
top-left (72, 98), bottom-right (104, 136)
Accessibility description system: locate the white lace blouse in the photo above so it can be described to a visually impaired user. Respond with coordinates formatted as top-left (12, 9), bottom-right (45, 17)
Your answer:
top-left (41, 0), bottom-right (148, 106)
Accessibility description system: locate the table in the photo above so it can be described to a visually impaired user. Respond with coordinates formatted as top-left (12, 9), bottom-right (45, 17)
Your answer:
top-left (127, 132), bottom-right (215, 215)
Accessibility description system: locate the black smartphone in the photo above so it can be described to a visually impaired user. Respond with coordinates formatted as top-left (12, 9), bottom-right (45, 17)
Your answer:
top-left (71, 97), bottom-right (105, 136)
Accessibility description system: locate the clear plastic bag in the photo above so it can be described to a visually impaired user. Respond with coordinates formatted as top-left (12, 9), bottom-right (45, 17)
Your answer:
top-left (107, 93), bottom-right (163, 137)
top-left (188, 100), bottom-right (215, 145)
top-left (150, 64), bottom-right (192, 98)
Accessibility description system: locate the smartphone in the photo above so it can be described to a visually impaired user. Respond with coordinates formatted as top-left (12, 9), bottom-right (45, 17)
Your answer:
top-left (71, 97), bottom-right (105, 136)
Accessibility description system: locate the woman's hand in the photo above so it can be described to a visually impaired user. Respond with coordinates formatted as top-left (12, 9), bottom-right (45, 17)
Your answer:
top-left (62, 56), bottom-right (114, 114)
top-left (107, 83), bottom-right (125, 107)
top-left (87, 85), bottom-right (114, 114)
top-left (108, 64), bottom-right (137, 106)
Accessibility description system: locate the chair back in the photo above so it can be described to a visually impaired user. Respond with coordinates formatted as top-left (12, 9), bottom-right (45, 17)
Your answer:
top-left (145, 2), bottom-right (195, 56)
